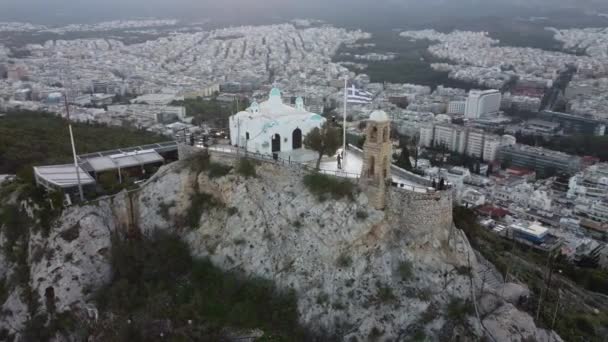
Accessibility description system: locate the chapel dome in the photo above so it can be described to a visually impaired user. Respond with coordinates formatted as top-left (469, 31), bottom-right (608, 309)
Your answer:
top-left (369, 110), bottom-right (389, 122)
top-left (269, 88), bottom-right (281, 98)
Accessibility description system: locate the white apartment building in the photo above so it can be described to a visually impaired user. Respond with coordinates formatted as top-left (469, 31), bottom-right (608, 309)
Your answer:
top-left (447, 100), bottom-right (466, 115)
top-left (419, 123), bottom-right (512, 162)
top-left (568, 163), bottom-right (608, 201)
top-left (466, 129), bottom-right (485, 159)
top-left (419, 125), bottom-right (434, 148)
top-left (433, 123), bottom-right (467, 154)
top-left (465, 89), bottom-right (502, 119)
top-left (483, 137), bottom-right (502, 162)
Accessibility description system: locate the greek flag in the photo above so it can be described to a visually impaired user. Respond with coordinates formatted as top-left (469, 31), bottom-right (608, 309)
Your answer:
top-left (346, 85), bottom-right (373, 104)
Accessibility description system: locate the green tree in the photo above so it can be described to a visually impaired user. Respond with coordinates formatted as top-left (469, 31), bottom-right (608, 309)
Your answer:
top-left (395, 139), bottom-right (413, 171)
top-left (304, 122), bottom-right (342, 170)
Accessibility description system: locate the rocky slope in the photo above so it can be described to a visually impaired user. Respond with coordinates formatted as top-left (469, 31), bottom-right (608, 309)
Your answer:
top-left (0, 153), bottom-right (562, 341)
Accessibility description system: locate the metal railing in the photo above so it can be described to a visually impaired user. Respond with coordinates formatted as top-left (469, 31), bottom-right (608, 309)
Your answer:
top-left (207, 146), bottom-right (361, 179)
top-left (206, 145), bottom-right (440, 193)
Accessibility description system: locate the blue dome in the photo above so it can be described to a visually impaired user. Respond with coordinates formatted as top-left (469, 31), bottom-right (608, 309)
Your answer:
top-left (269, 88), bottom-right (281, 98)
top-left (310, 114), bottom-right (323, 121)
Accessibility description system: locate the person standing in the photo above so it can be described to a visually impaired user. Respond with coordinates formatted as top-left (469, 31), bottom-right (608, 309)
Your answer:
top-left (337, 153), bottom-right (342, 170)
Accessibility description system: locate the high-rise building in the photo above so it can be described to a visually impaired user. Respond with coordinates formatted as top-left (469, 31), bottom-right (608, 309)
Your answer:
top-left (465, 89), bottom-right (501, 119)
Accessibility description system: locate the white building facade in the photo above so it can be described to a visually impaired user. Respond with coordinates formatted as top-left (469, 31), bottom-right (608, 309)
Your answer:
top-left (447, 100), bottom-right (466, 115)
top-left (465, 89), bottom-right (502, 119)
top-left (229, 88), bottom-right (326, 155)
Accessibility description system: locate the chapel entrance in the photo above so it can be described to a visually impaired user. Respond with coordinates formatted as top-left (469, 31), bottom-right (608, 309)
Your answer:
top-left (272, 134), bottom-right (281, 153)
top-left (292, 128), bottom-right (302, 149)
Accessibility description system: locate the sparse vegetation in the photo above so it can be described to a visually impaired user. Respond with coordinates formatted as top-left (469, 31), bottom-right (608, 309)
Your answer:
top-left (185, 192), bottom-right (222, 229)
top-left (188, 151), bottom-right (211, 173)
top-left (207, 162), bottom-right (232, 178)
top-left (0, 110), bottom-right (167, 176)
top-left (157, 201), bottom-right (174, 221)
top-left (368, 326), bottom-right (384, 341)
top-left (455, 265), bottom-right (472, 276)
top-left (236, 158), bottom-right (257, 178)
top-left (59, 223), bottom-right (80, 242)
top-left (398, 260), bottom-right (414, 281)
top-left (376, 282), bottom-right (397, 303)
top-left (336, 253), bottom-right (352, 268)
top-left (0, 278), bottom-right (8, 306)
top-left (303, 173), bottom-right (356, 202)
top-left (94, 231), bottom-right (310, 340)
top-left (446, 297), bottom-right (474, 325)
top-left (416, 288), bottom-right (432, 302)
top-left (316, 292), bottom-right (330, 305)
top-left (455, 205), bottom-right (608, 341)
top-left (355, 210), bottom-right (368, 220)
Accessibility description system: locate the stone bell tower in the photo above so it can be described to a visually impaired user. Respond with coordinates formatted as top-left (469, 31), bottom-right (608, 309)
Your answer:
top-left (360, 110), bottom-right (392, 210)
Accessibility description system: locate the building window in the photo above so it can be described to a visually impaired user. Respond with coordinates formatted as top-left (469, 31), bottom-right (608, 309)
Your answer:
top-left (246, 132), bottom-right (250, 140)
top-left (383, 156), bottom-right (388, 178)
top-left (369, 156), bottom-right (375, 177)
top-left (383, 127), bottom-right (389, 142)
top-left (370, 126), bottom-right (378, 142)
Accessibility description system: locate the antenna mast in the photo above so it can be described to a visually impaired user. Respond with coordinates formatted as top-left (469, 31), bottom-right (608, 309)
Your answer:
top-left (63, 70), bottom-right (84, 202)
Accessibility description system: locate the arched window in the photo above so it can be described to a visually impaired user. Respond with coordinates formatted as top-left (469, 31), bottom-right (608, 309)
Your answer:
top-left (383, 156), bottom-right (388, 179)
top-left (370, 126), bottom-right (378, 143)
top-left (383, 127), bottom-right (389, 143)
top-left (369, 156), bottom-right (375, 178)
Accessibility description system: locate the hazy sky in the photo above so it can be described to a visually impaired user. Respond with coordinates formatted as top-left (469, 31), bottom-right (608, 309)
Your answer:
top-left (1, 0), bottom-right (607, 25)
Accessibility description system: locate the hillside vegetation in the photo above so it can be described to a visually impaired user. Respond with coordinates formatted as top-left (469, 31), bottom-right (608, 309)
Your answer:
top-left (0, 111), bottom-right (167, 176)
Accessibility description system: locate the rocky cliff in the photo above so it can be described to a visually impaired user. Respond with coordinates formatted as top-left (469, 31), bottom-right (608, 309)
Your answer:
top-left (0, 152), bottom-right (562, 341)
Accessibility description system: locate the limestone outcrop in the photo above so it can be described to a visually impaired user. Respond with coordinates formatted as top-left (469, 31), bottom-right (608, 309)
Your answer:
top-left (0, 153), bottom-right (562, 341)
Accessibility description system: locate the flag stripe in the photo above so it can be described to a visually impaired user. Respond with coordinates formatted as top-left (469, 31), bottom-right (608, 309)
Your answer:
top-left (346, 85), bottom-right (372, 104)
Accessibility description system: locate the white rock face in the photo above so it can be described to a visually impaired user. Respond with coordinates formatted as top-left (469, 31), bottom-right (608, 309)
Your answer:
top-left (131, 155), bottom-right (559, 340)
top-left (28, 201), bottom-right (117, 313)
top-left (0, 155), bottom-right (562, 341)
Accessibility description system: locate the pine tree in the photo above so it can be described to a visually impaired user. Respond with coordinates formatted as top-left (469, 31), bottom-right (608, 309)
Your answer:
top-left (304, 122), bottom-right (342, 170)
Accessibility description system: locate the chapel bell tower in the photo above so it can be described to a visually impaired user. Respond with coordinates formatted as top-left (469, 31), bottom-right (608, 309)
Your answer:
top-left (360, 110), bottom-right (392, 210)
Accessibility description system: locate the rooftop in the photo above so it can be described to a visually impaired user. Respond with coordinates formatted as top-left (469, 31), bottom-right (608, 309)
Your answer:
top-left (34, 164), bottom-right (96, 188)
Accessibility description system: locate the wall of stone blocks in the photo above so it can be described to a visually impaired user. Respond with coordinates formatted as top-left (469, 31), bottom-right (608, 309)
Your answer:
top-left (388, 188), bottom-right (453, 239)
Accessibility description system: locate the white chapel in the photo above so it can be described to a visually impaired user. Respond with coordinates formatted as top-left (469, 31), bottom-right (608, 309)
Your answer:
top-left (229, 88), bottom-right (326, 155)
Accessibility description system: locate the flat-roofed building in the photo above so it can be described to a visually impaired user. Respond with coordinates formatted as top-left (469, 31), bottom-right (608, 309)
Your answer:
top-left (34, 164), bottom-right (96, 200)
top-left (509, 222), bottom-right (549, 244)
top-left (498, 144), bottom-right (582, 178)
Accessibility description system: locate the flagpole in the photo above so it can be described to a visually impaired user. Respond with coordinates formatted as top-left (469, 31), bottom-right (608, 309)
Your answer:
top-left (64, 93), bottom-right (84, 202)
top-left (342, 77), bottom-right (348, 169)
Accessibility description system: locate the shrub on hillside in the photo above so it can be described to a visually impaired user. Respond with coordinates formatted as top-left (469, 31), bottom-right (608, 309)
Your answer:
top-left (186, 192), bottom-right (223, 229)
top-left (398, 260), bottom-right (414, 281)
top-left (303, 173), bottom-right (356, 201)
top-left (208, 162), bottom-right (232, 178)
top-left (95, 231), bottom-right (310, 340)
top-left (236, 158), bottom-right (256, 178)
